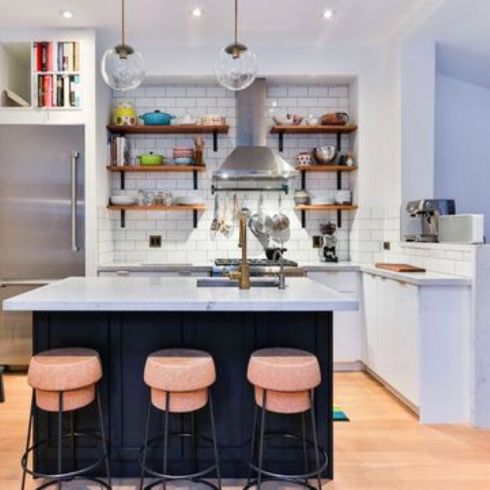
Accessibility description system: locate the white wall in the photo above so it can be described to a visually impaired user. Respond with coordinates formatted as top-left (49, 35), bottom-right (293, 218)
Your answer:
top-left (435, 74), bottom-right (490, 237)
top-left (400, 39), bottom-right (437, 202)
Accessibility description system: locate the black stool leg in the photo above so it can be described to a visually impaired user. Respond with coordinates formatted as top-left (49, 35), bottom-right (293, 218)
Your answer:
top-left (301, 411), bottom-right (309, 483)
top-left (140, 400), bottom-right (152, 490)
top-left (257, 390), bottom-right (267, 490)
top-left (96, 386), bottom-right (112, 489)
top-left (208, 390), bottom-right (222, 490)
top-left (21, 392), bottom-right (35, 490)
top-left (70, 411), bottom-right (76, 473)
top-left (57, 392), bottom-right (64, 490)
top-left (162, 392), bottom-right (170, 490)
top-left (190, 411), bottom-right (198, 476)
top-left (309, 390), bottom-right (322, 490)
top-left (0, 365), bottom-right (5, 403)
top-left (246, 404), bottom-right (259, 485)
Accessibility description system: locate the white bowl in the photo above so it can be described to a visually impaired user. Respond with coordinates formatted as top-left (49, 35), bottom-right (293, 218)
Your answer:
top-left (110, 195), bottom-right (137, 206)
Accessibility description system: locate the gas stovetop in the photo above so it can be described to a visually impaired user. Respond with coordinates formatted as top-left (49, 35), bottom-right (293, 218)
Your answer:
top-left (215, 258), bottom-right (299, 267)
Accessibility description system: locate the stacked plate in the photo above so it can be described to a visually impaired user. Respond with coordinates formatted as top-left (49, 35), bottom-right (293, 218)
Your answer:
top-left (174, 196), bottom-right (204, 206)
top-left (309, 193), bottom-right (334, 205)
top-left (173, 147), bottom-right (194, 165)
top-left (201, 114), bottom-right (226, 126)
top-left (110, 195), bottom-right (137, 206)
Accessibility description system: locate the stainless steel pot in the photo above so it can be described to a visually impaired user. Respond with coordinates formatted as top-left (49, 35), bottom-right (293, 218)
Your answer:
top-left (314, 146), bottom-right (337, 164)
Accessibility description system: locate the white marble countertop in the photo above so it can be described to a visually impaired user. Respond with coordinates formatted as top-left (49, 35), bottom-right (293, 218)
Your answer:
top-left (3, 277), bottom-right (359, 312)
top-left (97, 261), bottom-right (472, 286)
top-left (360, 265), bottom-right (472, 287)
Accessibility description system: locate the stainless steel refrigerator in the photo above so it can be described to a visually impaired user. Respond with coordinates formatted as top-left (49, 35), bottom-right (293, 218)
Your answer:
top-left (0, 125), bottom-right (84, 366)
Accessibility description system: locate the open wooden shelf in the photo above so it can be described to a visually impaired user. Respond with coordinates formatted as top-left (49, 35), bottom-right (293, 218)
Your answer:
top-left (107, 165), bottom-right (206, 173)
top-left (107, 204), bottom-right (205, 211)
top-left (107, 124), bottom-right (229, 135)
top-left (295, 204), bottom-right (358, 211)
top-left (271, 124), bottom-right (357, 134)
top-left (107, 203), bottom-right (206, 229)
top-left (295, 165), bottom-right (358, 172)
top-left (295, 203), bottom-right (358, 229)
top-left (107, 124), bottom-right (229, 152)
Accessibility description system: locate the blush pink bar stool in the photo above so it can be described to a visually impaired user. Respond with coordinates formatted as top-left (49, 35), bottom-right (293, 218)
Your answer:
top-left (21, 347), bottom-right (111, 489)
top-left (245, 348), bottom-right (328, 490)
top-left (139, 348), bottom-right (221, 490)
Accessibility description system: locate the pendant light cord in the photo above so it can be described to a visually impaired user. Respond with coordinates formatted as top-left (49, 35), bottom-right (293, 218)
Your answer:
top-left (121, 0), bottom-right (126, 46)
top-left (234, 0), bottom-right (238, 45)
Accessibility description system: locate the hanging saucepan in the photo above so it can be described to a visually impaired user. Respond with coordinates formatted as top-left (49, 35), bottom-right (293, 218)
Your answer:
top-left (248, 194), bottom-right (273, 239)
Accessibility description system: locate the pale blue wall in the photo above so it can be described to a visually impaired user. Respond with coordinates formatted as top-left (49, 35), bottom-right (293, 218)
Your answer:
top-left (435, 74), bottom-right (490, 237)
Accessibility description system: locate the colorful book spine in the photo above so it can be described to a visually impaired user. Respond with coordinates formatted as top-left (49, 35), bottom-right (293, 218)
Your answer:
top-left (73, 42), bottom-right (80, 71)
top-left (43, 75), bottom-right (53, 107)
top-left (56, 75), bottom-right (63, 106)
top-left (57, 42), bottom-right (63, 71)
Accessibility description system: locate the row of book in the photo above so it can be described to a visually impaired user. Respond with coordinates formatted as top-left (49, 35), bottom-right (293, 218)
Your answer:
top-left (37, 75), bottom-right (81, 108)
top-left (109, 136), bottom-right (129, 166)
top-left (34, 41), bottom-right (80, 73)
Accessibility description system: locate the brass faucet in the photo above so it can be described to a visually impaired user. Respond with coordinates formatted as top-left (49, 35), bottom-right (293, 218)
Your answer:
top-left (226, 213), bottom-right (250, 289)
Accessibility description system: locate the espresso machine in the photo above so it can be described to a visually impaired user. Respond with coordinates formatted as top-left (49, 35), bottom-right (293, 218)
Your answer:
top-left (403, 199), bottom-right (456, 242)
top-left (319, 222), bottom-right (338, 262)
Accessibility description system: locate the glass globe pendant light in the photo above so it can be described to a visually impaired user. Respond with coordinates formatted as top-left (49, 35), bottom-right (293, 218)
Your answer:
top-left (101, 0), bottom-right (145, 91)
top-left (215, 0), bottom-right (257, 91)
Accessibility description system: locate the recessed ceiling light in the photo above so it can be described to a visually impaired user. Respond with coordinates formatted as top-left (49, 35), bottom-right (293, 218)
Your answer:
top-left (323, 9), bottom-right (334, 20)
top-left (191, 7), bottom-right (203, 17)
top-left (61, 10), bottom-right (74, 19)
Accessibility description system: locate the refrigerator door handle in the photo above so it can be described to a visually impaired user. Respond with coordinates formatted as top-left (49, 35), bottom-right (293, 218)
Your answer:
top-left (71, 151), bottom-right (80, 252)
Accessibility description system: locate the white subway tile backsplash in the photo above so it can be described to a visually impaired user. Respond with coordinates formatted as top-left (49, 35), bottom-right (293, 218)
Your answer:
top-left (101, 81), bottom-right (359, 265)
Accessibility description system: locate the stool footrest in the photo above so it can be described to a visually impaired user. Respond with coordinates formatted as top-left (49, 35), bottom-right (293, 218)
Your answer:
top-left (139, 431), bottom-right (218, 482)
top-left (21, 430), bottom-right (109, 480)
top-left (247, 432), bottom-right (328, 485)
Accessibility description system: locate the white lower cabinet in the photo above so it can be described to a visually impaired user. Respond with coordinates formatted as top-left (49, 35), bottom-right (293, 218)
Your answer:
top-left (366, 275), bottom-right (418, 406)
top-left (307, 271), bottom-right (361, 365)
top-left (362, 271), bottom-right (471, 423)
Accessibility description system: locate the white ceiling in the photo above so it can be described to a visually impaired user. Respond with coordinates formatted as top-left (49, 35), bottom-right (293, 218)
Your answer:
top-left (0, 0), bottom-right (436, 47)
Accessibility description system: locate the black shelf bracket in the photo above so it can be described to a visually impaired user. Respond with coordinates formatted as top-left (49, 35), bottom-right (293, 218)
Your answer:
top-left (120, 210), bottom-right (126, 228)
top-left (213, 130), bottom-right (218, 152)
top-left (301, 170), bottom-right (306, 190)
top-left (193, 170), bottom-right (198, 190)
top-left (337, 210), bottom-right (342, 228)
top-left (301, 210), bottom-right (306, 228)
top-left (120, 172), bottom-right (125, 190)
top-left (193, 209), bottom-right (198, 228)
top-left (278, 131), bottom-right (284, 152)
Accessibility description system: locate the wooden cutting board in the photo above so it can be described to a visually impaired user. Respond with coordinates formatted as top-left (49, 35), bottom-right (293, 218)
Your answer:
top-left (375, 263), bottom-right (426, 273)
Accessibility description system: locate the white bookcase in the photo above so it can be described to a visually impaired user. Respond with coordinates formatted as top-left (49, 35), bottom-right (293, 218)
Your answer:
top-left (32, 41), bottom-right (82, 110)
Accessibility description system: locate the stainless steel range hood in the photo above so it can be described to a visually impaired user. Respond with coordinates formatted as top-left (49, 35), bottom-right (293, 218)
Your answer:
top-left (213, 78), bottom-right (298, 182)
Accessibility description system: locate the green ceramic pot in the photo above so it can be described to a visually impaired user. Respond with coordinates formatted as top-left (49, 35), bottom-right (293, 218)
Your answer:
top-left (137, 152), bottom-right (164, 166)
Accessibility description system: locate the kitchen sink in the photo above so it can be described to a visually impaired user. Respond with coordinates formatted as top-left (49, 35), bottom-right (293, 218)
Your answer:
top-left (196, 277), bottom-right (280, 288)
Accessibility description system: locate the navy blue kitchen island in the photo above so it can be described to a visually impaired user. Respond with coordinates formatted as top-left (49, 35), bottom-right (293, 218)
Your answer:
top-left (3, 277), bottom-right (358, 480)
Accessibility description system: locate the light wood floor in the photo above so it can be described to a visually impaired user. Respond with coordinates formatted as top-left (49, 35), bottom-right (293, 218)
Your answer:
top-left (1, 372), bottom-right (490, 489)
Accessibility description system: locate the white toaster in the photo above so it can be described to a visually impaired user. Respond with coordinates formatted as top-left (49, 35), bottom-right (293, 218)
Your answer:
top-left (438, 214), bottom-right (484, 244)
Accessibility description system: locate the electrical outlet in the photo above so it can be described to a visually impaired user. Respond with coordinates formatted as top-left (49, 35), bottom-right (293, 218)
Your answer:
top-left (312, 236), bottom-right (322, 248)
top-left (149, 235), bottom-right (162, 248)
top-left (383, 241), bottom-right (391, 251)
